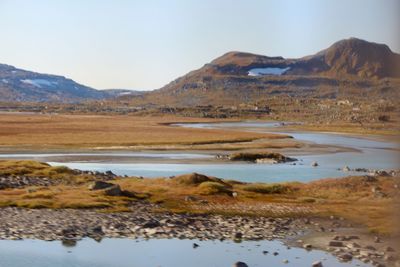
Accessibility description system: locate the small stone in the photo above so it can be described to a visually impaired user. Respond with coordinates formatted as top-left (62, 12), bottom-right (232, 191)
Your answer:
top-left (384, 254), bottom-right (396, 261)
top-left (346, 242), bottom-right (361, 249)
top-left (234, 232), bottom-right (243, 239)
top-left (283, 259), bottom-right (289, 264)
top-left (386, 246), bottom-right (395, 252)
top-left (232, 262), bottom-right (248, 267)
top-left (303, 243), bottom-right (313, 250)
top-left (273, 252), bottom-right (279, 256)
top-left (339, 253), bottom-right (353, 261)
top-left (365, 245), bottom-right (377, 251)
top-left (329, 241), bottom-right (344, 247)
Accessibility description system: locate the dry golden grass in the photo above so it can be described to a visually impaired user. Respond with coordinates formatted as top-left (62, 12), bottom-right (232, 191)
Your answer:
top-left (0, 160), bottom-right (94, 183)
top-left (0, 160), bottom-right (398, 234)
top-left (289, 122), bottom-right (400, 136)
top-left (0, 113), bottom-right (287, 148)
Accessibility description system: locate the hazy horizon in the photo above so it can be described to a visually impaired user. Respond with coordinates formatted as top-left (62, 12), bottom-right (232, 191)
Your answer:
top-left (1, 0), bottom-right (399, 91)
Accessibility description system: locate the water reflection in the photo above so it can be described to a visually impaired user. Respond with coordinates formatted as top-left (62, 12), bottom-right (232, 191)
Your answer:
top-left (0, 238), bottom-right (372, 267)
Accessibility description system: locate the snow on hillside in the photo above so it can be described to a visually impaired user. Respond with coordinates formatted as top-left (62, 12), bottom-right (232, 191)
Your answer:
top-left (21, 79), bottom-right (58, 88)
top-left (248, 67), bottom-right (290, 76)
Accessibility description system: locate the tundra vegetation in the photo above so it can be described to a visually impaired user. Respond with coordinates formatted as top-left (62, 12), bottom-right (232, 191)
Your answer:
top-left (0, 160), bottom-right (398, 235)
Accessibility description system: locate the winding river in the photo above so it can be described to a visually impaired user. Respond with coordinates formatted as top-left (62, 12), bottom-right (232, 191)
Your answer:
top-left (1, 121), bottom-right (397, 267)
top-left (2, 121), bottom-right (397, 183)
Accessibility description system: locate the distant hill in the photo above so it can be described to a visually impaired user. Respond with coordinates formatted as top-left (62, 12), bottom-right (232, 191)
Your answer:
top-left (0, 64), bottom-right (142, 102)
top-left (119, 38), bottom-right (400, 106)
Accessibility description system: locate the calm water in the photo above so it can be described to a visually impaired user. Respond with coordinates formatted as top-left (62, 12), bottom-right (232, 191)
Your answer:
top-left (0, 238), bottom-right (371, 267)
top-left (0, 121), bottom-right (395, 266)
top-left (41, 121), bottom-right (398, 182)
top-left (1, 121), bottom-right (398, 182)
top-left (49, 161), bottom-right (361, 183)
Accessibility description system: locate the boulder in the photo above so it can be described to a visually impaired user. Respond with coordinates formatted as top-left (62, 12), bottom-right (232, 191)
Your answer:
top-left (103, 184), bottom-right (122, 196)
top-left (338, 253), bottom-right (353, 261)
top-left (88, 181), bottom-right (115, 190)
top-left (311, 161), bottom-right (319, 167)
top-left (234, 232), bottom-right (243, 239)
top-left (342, 166), bottom-right (351, 171)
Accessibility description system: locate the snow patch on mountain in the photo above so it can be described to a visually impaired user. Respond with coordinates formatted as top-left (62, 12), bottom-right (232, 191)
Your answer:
top-left (248, 67), bottom-right (290, 76)
top-left (21, 79), bottom-right (58, 88)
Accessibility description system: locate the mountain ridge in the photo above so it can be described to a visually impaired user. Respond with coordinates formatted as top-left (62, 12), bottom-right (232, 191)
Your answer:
top-left (1, 37), bottom-right (399, 103)
top-left (119, 38), bottom-right (400, 106)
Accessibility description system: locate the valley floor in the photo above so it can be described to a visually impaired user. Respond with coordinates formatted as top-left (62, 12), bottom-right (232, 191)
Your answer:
top-left (0, 113), bottom-right (399, 266)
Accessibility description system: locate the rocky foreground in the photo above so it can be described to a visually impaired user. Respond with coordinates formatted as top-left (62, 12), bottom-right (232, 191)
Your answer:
top-left (0, 161), bottom-right (399, 266)
top-left (0, 205), bottom-right (398, 267)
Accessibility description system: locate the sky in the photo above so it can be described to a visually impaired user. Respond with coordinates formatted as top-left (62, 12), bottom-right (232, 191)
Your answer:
top-left (0, 0), bottom-right (399, 90)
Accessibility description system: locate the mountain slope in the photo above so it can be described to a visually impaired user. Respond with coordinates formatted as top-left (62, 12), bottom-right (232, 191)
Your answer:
top-left (291, 38), bottom-right (400, 78)
top-left (0, 64), bottom-right (115, 102)
top-left (120, 38), bottom-right (400, 106)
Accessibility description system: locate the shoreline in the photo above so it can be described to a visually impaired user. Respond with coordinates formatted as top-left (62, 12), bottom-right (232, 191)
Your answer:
top-left (0, 206), bottom-right (396, 266)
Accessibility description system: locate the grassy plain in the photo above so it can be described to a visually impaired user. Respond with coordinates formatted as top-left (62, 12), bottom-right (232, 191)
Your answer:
top-left (0, 113), bottom-right (291, 149)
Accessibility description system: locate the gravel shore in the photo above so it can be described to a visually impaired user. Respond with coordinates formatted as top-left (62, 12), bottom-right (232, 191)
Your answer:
top-left (0, 205), bottom-right (397, 266)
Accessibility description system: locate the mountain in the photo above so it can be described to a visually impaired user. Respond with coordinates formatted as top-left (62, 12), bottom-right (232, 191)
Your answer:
top-left (120, 38), bottom-right (400, 106)
top-left (2, 38), bottom-right (399, 104)
top-left (0, 64), bottom-right (125, 102)
top-left (292, 38), bottom-right (400, 78)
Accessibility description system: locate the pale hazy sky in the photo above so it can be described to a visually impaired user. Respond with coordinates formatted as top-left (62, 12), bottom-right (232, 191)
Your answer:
top-left (0, 0), bottom-right (399, 90)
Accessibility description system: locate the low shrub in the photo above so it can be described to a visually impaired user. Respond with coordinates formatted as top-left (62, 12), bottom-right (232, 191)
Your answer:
top-left (198, 181), bottom-right (231, 195)
top-left (242, 183), bottom-right (290, 194)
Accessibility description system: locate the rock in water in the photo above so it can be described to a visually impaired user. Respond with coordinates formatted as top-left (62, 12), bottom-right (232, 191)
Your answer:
top-left (312, 261), bottom-right (323, 267)
top-left (311, 161), bottom-right (319, 167)
top-left (338, 253), bottom-right (353, 261)
top-left (303, 243), bottom-right (312, 250)
top-left (233, 262), bottom-right (248, 267)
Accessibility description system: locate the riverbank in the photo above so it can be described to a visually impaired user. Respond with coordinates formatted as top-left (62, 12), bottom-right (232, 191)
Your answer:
top-left (0, 113), bottom-right (398, 153)
top-left (0, 206), bottom-right (397, 266)
top-left (0, 160), bottom-right (399, 266)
